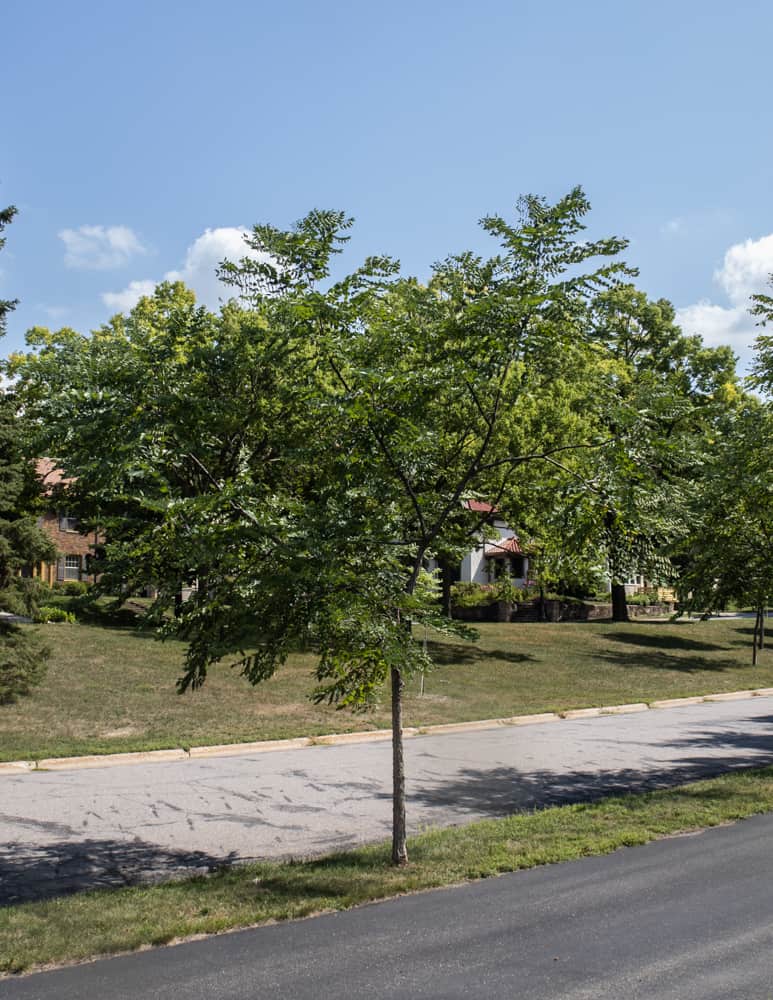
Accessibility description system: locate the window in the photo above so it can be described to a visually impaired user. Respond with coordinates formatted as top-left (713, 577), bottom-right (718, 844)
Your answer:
top-left (59, 512), bottom-right (79, 533)
top-left (57, 555), bottom-right (81, 581)
top-left (510, 555), bottom-right (526, 578)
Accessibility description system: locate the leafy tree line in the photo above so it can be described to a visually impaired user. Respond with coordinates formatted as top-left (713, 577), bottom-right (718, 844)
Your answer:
top-left (0, 207), bottom-right (56, 703)
top-left (5, 189), bottom-right (765, 861)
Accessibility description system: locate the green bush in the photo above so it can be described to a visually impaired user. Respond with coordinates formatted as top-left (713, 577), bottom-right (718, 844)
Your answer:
top-left (492, 578), bottom-right (527, 603)
top-left (61, 580), bottom-right (88, 597)
top-left (0, 622), bottom-right (50, 703)
top-left (450, 582), bottom-right (495, 608)
top-left (11, 577), bottom-right (53, 616)
top-left (34, 606), bottom-right (77, 624)
top-left (627, 591), bottom-right (662, 607)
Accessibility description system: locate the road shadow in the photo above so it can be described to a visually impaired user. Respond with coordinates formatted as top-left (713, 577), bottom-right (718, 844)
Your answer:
top-left (254, 718), bottom-right (773, 901)
top-left (408, 717), bottom-right (773, 818)
top-left (0, 837), bottom-right (236, 906)
top-left (662, 715), bottom-right (773, 755)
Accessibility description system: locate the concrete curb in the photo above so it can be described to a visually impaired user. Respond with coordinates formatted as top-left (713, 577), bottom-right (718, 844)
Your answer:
top-left (2, 687), bottom-right (772, 775)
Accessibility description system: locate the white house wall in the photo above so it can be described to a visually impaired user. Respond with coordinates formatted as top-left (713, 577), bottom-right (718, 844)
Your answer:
top-left (462, 518), bottom-right (527, 585)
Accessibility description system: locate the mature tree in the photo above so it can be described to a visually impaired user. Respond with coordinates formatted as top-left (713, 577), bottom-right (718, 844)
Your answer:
top-left (523, 286), bottom-right (741, 620)
top-left (0, 207), bottom-right (56, 702)
top-left (676, 398), bottom-right (773, 661)
top-left (14, 189), bottom-right (629, 863)
top-left (675, 277), bottom-right (773, 659)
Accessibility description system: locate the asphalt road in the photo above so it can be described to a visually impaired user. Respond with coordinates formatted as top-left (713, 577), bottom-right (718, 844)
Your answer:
top-left (3, 696), bottom-right (773, 903)
top-left (4, 810), bottom-right (773, 999)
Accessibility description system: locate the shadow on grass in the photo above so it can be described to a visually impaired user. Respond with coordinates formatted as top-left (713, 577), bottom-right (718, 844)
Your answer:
top-left (425, 641), bottom-right (535, 667)
top-left (597, 649), bottom-right (741, 673)
top-left (728, 626), bottom-right (768, 640)
top-left (607, 631), bottom-right (728, 653)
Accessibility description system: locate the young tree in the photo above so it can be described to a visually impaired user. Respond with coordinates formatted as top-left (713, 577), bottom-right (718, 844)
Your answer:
top-left (13, 190), bottom-right (628, 863)
top-left (0, 207), bottom-right (56, 702)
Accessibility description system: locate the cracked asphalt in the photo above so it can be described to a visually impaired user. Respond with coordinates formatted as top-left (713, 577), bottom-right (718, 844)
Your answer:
top-left (2, 696), bottom-right (773, 903)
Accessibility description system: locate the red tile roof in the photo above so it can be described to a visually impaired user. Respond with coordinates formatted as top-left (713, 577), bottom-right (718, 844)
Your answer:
top-left (464, 499), bottom-right (498, 514)
top-left (484, 536), bottom-right (524, 557)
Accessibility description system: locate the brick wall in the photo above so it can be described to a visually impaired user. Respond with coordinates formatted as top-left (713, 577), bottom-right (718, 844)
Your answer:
top-left (36, 513), bottom-right (100, 585)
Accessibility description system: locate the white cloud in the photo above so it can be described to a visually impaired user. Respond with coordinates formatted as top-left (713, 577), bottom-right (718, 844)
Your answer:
top-left (713, 233), bottom-right (773, 305)
top-left (165, 227), bottom-right (257, 309)
top-left (102, 226), bottom-right (269, 314)
top-left (60, 225), bottom-right (148, 270)
top-left (102, 279), bottom-right (157, 313)
top-left (676, 232), bottom-right (773, 370)
top-left (675, 300), bottom-right (755, 351)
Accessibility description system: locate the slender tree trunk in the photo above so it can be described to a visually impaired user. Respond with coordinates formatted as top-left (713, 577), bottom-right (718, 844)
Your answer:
top-left (759, 605), bottom-right (765, 650)
top-left (391, 665), bottom-right (408, 866)
top-left (611, 582), bottom-right (629, 623)
top-left (440, 560), bottom-right (453, 618)
top-left (752, 610), bottom-right (760, 665)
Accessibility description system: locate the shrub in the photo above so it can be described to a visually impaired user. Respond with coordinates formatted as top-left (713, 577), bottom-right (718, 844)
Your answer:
top-left (627, 590), bottom-right (662, 607)
top-left (62, 580), bottom-right (89, 597)
top-left (450, 582), bottom-right (495, 608)
top-left (11, 577), bottom-right (53, 616)
top-left (0, 622), bottom-right (50, 703)
top-left (492, 578), bottom-right (527, 603)
top-left (34, 606), bottom-right (77, 624)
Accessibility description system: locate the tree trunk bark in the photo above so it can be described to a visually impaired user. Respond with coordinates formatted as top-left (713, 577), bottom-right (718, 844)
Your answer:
top-left (611, 583), bottom-right (629, 622)
top-left (752, 611), bottom-right (760, 665)
top-left (758, 605), bottom-right (765, 649)
top-left (391, 665), bottom-right (408, 866)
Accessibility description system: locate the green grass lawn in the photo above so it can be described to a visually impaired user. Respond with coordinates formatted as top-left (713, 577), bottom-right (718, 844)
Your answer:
top-left (3, 764), bottom-right (773, 975)
top-left (0, 611), bottom-right (769, 762)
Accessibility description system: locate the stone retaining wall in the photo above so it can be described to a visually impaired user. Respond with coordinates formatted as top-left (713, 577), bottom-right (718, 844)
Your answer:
top-left (453, 599), bottom-right (674, 623)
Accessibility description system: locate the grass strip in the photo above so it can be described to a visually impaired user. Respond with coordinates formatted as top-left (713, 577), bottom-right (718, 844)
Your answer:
top-left (5, 765), bottom-right (773, 975)
top-left (3, 618), bottom-right (771, 763)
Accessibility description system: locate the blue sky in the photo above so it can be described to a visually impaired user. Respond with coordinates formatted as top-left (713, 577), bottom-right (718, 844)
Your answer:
top-left (3, 0), bottom-right (772, 370)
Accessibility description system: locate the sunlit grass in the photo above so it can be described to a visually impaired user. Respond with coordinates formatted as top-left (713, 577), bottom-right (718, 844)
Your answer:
top-left (0, 614), bottom-right (768, 762)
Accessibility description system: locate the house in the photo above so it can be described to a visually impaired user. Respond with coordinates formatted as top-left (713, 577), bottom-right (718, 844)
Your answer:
top-left (458, 500), bottom-right (530, 586)
top-left (24, 459), bottom-right (100, 585)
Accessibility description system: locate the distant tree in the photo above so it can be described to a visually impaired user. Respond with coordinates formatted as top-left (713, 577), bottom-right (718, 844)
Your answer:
top-left (0, 207), bottom-right (55, 703)
top-left (0, 206), bottom-right (18, 334)
top-left (524, 286), bottom-right (741, 620)
top-left (750, 275), bottom-right (773, 394)
top-left (677, 398), bottom-right (773, 662)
